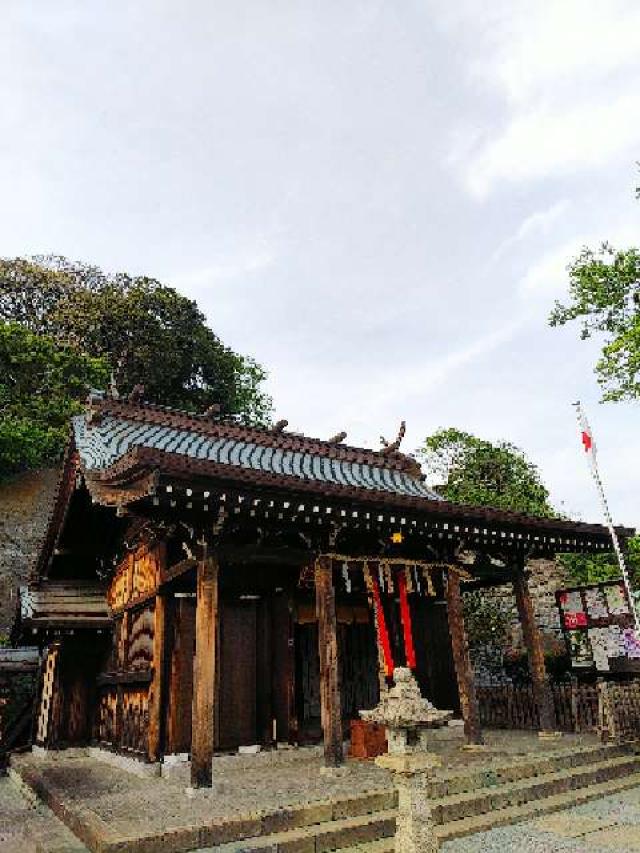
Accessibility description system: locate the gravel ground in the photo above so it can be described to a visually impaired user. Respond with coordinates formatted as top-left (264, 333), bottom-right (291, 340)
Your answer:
top-left (441, 786), bottom-right (640, 852)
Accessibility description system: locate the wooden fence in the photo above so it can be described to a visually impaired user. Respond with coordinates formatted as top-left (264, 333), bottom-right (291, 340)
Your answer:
top-left (598, 680), bottom-right (640, 743)
top-left (477, 680), bottom-right (599, 733)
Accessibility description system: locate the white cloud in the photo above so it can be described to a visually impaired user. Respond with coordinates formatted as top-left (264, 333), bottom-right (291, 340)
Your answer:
top-left (492, 199), bottom-right (571, 261)
top-left (481, 1), bottom-right (640, 104)
top-left (467, 93), bottom-right (640, 197)
top-left (518, 239), bottom-right (584, 301)
top-left (444, 1), bottom-right (640, 195)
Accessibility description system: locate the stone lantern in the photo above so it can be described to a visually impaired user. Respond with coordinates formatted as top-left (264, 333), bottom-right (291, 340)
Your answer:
top-left (360, 667), bottom-right (453, 853)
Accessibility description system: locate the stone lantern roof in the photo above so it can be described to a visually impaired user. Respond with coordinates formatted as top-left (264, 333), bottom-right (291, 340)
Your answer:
top-left (360, 668), bottom-right (452, 731)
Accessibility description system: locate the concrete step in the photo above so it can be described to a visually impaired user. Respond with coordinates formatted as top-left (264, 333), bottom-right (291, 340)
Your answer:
top-left (436, 769), bottom-right (640, 842)
top-left (424, 742), bottom-right (632, 799)
top-left (202, 809), bottom-right (397, 852)
top-left (432, 753), bottom-right (640, 824)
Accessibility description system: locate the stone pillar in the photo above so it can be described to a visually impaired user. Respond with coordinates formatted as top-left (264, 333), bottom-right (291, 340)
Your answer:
top-left (315, 555), bottom-right (344, 767)
top-left (512, 561), bottom-right (557, 735)
top-left (386, 755), bottom-right (440, 853)
top-left (367, 669), bottom-right (450, 853)
top-left (191, 551), bottom-right (219, 787)
top-left (445, 568), bottom-right (483, 745)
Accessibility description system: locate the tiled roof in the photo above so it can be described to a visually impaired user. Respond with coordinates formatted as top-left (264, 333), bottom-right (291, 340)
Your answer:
top-left (72, 402), bottom-right (442, 503)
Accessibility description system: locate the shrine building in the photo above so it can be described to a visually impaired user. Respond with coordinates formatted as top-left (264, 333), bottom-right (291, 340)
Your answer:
top-left (16, 395), bottom-right (633, 787)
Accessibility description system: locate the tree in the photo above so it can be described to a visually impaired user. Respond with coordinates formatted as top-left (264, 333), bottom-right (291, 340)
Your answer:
top-left (549, 243), bottom-right (639, 402)
top-left (0, 256), bottom-right (272, 423)
top-left (0, 323), bottom-right (108, 479)
top-left (560, 535), bottom-right (640, 587)
top-left (418, 427), bottom-right (554, 516)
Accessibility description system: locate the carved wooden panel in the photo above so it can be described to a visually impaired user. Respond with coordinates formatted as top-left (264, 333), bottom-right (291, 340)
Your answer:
top-left (107, 557), bottom-right (131, 611)
top-left (128, 605), bottom-right (155, 671)
top-left (97, 688), bottom-right (118, 745)
top-left (107, 545), bottom-right (161, 613)
top-left (121, 687), bottom-right (149, 754)
top-left (132, 547), bottom-right (159, 600)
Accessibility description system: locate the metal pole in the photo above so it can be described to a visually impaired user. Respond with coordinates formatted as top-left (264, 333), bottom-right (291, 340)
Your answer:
top-left (573, 402), bottom-right (640, 634)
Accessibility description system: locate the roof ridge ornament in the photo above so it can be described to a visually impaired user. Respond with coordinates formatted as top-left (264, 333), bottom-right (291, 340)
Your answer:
top-left (380, 421), bottom-right (406, 454)
top-left (327, 431), bottom-right (347, 444)
top-left (128, 384), bottom-right (145, 404)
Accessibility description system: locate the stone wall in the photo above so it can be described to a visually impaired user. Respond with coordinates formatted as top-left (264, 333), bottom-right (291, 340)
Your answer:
top-left (465, 557), bottom-right (574, 685)
top-left (0, 469), bottom-right (60, 639)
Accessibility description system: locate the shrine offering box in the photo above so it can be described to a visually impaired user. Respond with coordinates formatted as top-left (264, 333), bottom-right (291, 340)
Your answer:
top-left (348, 719), bottom-right (387, 759)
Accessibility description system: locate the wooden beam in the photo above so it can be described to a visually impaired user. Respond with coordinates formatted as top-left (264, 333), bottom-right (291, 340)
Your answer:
top-left (190, 551), bottom-right (219, 787)
top-left (315, 556), bottom-right (344, 767)
top-left (445, 569), bottom-right (483, 745)
top-left (513, 564), bottom-right (557, 733)
top-left (159, 558), bottom-right (197, 587)
top-left (147, 592), bottom-right (168, 762)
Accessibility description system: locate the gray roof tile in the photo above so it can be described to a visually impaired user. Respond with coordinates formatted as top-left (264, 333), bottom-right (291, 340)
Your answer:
top-left (73, 414), bottom-right (442, 502)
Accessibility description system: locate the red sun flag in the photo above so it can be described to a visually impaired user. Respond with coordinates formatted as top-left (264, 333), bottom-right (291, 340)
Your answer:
top-left (576, 405), bottom-right (596, 458)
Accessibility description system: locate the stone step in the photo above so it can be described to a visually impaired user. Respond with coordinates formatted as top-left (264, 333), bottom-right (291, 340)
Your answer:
top-left (424, 742), bottom-right (632, 799)
top-left (5, 772), bottom-right (88, 853)
top-left (202, 809), bottom-right (397, 852)
top-left (333, 839), bottom-right (394, 853)
top-left (431, 753), bottom-right (640, 824)
top-left (436, 769), bottom-right (640, 842)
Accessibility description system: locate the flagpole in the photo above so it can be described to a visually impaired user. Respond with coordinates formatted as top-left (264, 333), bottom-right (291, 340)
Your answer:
top-left (573, 401), bottom-right (640, 634)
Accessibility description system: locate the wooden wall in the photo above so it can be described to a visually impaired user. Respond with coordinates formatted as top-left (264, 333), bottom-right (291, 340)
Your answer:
top-left (96, 542), bottom-right (163, 756)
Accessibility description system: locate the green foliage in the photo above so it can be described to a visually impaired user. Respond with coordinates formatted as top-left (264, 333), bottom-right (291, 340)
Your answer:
top-left (463, 590), bottom-right (512, 649)
top-left (0, 322), bottom-right (108, 479)
top-left (549, 242), bottom-right (640, 402)
top-left (418, 427), bottom-right (554, 516)
top-left (0, 256), bottom-right (272, 424)
top-left (559, 534), bottom-right (640, 586)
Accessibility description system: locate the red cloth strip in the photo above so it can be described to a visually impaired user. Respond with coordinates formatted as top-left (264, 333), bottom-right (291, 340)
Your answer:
top-left (370, 571), bottom-right (394, 677)
top-left (397, 569), bottom-right (417, 669)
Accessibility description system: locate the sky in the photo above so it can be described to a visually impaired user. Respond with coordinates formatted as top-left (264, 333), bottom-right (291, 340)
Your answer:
top-left (1, 1), bottom-right (639, 527)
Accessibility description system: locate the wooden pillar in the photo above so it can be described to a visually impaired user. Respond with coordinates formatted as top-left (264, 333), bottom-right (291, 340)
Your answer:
top-left (257, 595), bottom-right (273, 745)
top-left (190, 552), bottom-right (219, 787)
top-left (166, 596), bottom-right (196, 754)
top-left (35, 641), bottom-right (62, 748)
top-left (445, 568), bottom-right (483, 745)
top-left (512, 562), bottom-right (557, 733)
top-left (148, 592), bottom-right (168, 762)
top-left (315, 556), bottom-right (344, 767)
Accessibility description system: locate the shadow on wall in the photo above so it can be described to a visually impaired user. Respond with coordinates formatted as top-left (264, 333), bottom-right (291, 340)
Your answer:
top-left (0, 468), bottom-right (60, 639)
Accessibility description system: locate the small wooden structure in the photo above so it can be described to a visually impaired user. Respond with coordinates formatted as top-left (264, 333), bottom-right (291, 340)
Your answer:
top-left (14, 397), bottom-right (634, 785)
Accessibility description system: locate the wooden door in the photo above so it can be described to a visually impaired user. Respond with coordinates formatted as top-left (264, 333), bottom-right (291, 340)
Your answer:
top-left (413, 599), bottom-right (460, 712)
top-left (165, 596), bottom-right (196, 755)
top-left (218, 601), bottom-right (257, 749)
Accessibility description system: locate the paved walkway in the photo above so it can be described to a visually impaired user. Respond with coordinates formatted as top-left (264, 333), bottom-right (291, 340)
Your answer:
top-left (442, 786), bottom-right (640, 852)
top-left (0, 776), bottom-right (87, 852)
